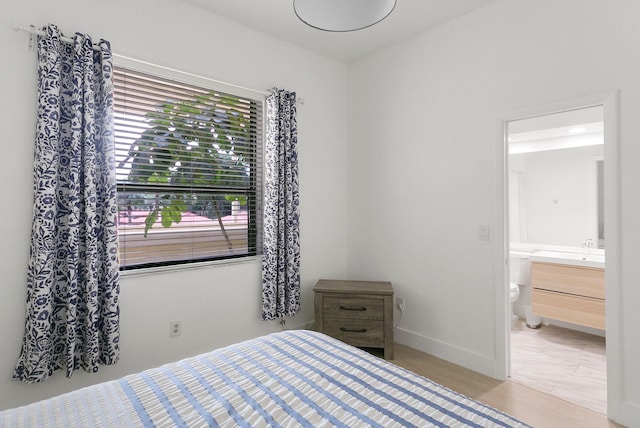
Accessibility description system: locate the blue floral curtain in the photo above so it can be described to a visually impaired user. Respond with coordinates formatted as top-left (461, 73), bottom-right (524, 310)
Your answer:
top-left (262, 89), bottom-right (300, 321)
top-left (13, 25), bottom-right (120, 383)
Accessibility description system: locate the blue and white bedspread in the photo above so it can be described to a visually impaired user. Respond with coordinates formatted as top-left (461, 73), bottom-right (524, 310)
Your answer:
top-left (1, 330), bottom-right (530, 427)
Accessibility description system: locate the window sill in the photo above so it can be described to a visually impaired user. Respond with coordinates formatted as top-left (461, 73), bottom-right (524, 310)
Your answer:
top-left (118, 255), bottom-right (262, 278)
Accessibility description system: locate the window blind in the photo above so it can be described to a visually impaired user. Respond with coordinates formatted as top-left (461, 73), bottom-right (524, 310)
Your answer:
top-left (113, 66), bottom-right (263, 269)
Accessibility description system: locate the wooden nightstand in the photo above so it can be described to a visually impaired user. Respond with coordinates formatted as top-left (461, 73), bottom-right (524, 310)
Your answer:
top-left (314, 279), bottom-right (394, 359)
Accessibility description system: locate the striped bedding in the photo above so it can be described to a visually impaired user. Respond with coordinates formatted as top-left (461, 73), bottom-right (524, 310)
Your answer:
top-left (1, 330), bottom-right (530, 427)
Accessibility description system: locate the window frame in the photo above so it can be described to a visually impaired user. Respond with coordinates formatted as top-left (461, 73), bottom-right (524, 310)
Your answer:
top-left (113, 55), bottom-right (264, 271)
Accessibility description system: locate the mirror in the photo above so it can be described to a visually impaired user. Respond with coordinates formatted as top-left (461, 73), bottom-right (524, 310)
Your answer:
top-left (507, 105), bottom-right (604, 249)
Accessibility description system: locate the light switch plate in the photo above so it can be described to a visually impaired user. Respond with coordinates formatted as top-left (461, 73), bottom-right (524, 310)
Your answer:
top-left (478, 225), bottom-right (490, 241)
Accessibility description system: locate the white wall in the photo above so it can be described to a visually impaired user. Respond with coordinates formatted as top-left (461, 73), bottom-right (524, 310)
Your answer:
top-left (0, 0), bottom-right (349, 409)
top-left (347, 0), bottom-right (640, 425)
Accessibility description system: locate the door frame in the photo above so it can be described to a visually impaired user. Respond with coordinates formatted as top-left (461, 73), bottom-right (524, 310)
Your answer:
top-left (492, 91), bottom-right (621, 418)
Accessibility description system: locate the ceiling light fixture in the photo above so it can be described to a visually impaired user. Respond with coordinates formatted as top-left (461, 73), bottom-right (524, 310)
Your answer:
top-left (293, 0), bottom-right (397, 32)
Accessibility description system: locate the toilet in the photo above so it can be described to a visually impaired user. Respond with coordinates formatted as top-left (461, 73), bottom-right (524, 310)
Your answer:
top-left (509, 282), bottom-right (521, 324)
top-left (509, 249), bottom-right (542, 328)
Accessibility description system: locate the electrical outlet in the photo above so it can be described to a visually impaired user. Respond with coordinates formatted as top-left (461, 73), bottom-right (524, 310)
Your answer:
top-left (397, 297), bottom-right (405, 311)
top-left (170, 320), bottom-right (182, 338)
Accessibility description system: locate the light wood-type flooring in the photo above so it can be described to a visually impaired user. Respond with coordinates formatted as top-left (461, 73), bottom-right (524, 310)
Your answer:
top-left (391, 341), bottom-right (623, 428)
top-left (510, 320), bottom-right (607, 415)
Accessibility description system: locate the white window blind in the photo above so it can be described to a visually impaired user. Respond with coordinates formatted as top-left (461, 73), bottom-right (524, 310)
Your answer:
top-left (113, 66), bottom-right (263, 269)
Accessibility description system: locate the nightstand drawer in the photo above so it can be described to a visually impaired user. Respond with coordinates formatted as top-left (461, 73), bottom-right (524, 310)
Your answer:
top-left (323, 297), bottom-right (384, 320)
top-left (323, 319), bottom-right (384, 345)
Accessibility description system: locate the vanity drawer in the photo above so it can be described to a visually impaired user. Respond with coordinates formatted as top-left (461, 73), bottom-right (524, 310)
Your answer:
top-left (323, 296), bottom-right (384, 320)
top-left (531, 262), bottom-right (605, 299)
top-left (532, 289), bottom-right (605, 330)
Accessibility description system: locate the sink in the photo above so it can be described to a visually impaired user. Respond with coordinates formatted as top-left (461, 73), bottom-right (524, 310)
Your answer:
top-left (529, 250), bottom-right (605, 269)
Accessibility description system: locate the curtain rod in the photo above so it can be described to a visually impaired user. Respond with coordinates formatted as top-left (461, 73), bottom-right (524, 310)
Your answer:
top-left (12, 22), bottom-right (103, 52)
top-left (12, 21), bottom-right (304, 104)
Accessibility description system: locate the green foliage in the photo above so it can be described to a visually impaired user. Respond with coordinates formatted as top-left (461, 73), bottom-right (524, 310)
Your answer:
top-left (144, 209), bottom-right (158, 237)
top-left (224, 194), bottom-right (247, 205)
top-left (160, 199), bottom-right (186, 228)
top-left (120, 91), bottom-right (252, 237)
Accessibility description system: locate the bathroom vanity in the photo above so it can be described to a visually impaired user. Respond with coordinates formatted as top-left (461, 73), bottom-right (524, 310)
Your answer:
top-left (530, 253), bottom-right (605, 330)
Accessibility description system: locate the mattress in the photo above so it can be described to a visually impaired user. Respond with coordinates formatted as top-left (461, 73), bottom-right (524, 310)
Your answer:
top-left (1, 330), bottom-right (530, 427)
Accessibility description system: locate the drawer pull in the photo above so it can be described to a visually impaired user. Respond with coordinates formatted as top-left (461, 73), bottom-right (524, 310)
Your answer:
top-left (339, 305), bottom-right (367, 312)
top-left (340, 327), bottom-right (367, 333)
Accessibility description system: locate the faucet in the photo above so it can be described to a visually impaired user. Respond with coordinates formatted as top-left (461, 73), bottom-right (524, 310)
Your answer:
top-left (582, 239), bottom-right (594, 256)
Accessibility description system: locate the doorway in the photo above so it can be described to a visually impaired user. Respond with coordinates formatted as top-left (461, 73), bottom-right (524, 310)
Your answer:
top-left (493, 92), bottom-right (621, 418)
top-left (507, 105), bottom-right (605, 412)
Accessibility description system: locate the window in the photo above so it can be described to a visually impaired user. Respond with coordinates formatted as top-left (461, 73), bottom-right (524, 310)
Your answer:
top-left (113, 64), bottom-right (263, 269)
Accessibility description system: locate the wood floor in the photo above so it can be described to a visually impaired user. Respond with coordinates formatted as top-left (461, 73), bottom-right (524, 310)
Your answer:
top-left (511, 320), bottom-right (607, 414)
top-left (390, 343), bottom-right (624, 428)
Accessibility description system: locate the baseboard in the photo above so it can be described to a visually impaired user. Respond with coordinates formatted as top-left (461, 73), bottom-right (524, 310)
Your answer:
top-left (394, 327), bottom-right (497, 378)
top-left (286, 320), bottom-right (315, 331)
top-left (618, 400), bottom-right (640, 427)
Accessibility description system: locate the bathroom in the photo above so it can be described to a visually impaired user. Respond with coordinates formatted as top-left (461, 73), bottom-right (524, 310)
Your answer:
top-left (506, 105), bottom-right (607, 413)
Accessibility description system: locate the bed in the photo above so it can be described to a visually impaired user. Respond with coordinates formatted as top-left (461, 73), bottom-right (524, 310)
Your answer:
top-left (1, 330), bottom-right (530, 427)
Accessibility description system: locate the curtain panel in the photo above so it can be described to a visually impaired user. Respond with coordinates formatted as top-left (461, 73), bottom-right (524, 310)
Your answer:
top-left (262, 89), bottom-right (300, 321)
top-left (14, 25), bottom-right (120, 383)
